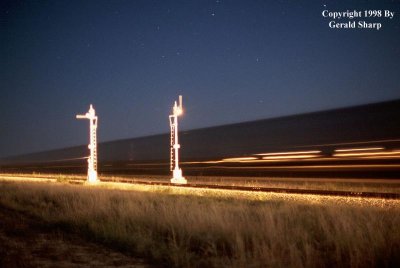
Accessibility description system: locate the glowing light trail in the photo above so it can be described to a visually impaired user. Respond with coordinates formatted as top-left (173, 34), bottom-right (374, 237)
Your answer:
top-left (334, 147), bottom-right (385, 152)
top-left (262, 154), bottom-right (321, 160)
top-left (256, 150), bottom-right (321, 156)
top-left (207, 164), bottom-right (400, 169)
top-left (333, 150), bottom-right (400, 158)
top-left (222, 157), bottom-right (258, 162)
top-left (359, 155), bottom-right (400, 160)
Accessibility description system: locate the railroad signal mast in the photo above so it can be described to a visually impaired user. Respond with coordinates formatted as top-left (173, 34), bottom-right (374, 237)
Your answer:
top-left (169, 95), bottom-right (187, 184)
top-left (76, 104), bottom-right (98, 183)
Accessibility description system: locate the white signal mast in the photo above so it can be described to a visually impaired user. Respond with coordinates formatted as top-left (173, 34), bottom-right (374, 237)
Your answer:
top-left (169, 95), bottom-right (187, 184)
top-left (76, 104), bottom-right (98, 183)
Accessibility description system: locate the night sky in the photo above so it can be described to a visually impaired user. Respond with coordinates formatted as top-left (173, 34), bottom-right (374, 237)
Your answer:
top-left (1, 0), bottom-right (399, 158)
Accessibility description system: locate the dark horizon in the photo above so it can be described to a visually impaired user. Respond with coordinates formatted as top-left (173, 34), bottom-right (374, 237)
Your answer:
top-left (2, 97), bottom-right (399, 160)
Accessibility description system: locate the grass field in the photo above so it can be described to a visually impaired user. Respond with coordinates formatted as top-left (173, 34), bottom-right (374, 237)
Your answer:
top-left (3, 172), bottom-right (400, 193)
top-left (0, 177), bottom-right (399, 267)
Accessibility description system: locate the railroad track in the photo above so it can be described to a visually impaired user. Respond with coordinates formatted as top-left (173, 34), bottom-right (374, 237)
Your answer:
top-left (1, 174), bottom-right (399, 200)
top-left (101, 177), bottom-right (400, 200)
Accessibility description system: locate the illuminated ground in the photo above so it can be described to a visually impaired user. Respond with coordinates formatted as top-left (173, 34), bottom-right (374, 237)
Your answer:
top-left (1, 174), bottom-right (398, 207)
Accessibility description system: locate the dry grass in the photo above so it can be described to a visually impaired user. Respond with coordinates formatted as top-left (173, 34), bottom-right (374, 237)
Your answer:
top-left (0, 179), bottom-right (399, 267)
top-left (3, 172), bottom-right (400, 193)
top-left (97, 174), bottom-right (400, 193)
top-left (185, 175), bottom-right (400, 193)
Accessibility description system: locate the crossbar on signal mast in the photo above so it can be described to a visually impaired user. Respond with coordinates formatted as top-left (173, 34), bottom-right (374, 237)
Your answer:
top-left (76, 104), bottom-right (98, 183)
top-left (169, 95), bottom-right (187, 184)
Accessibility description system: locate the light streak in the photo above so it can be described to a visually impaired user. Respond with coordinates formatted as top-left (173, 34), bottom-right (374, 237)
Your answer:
top-left (334, 147), bottom-right (384, 152)
top-left (256, 150), bottom-right (321, 156)
top-left (208, 164), bottom-right (400, 169)
top-left (333, 150), bottom-right (400, 158)
top-left (182, 160), bottom-right (222, 164)
top-left (262, 154), bottom-right (321, 160)
top-left (359, 155), bottom-right (400, 160)
top-left (222, 157), bottom-right (258, 162)
top-left (185, 156), bottom-right (334, 164)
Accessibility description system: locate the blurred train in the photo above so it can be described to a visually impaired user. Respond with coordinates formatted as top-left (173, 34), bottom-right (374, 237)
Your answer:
top-left (1, 99), bottom-right (400, 178)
